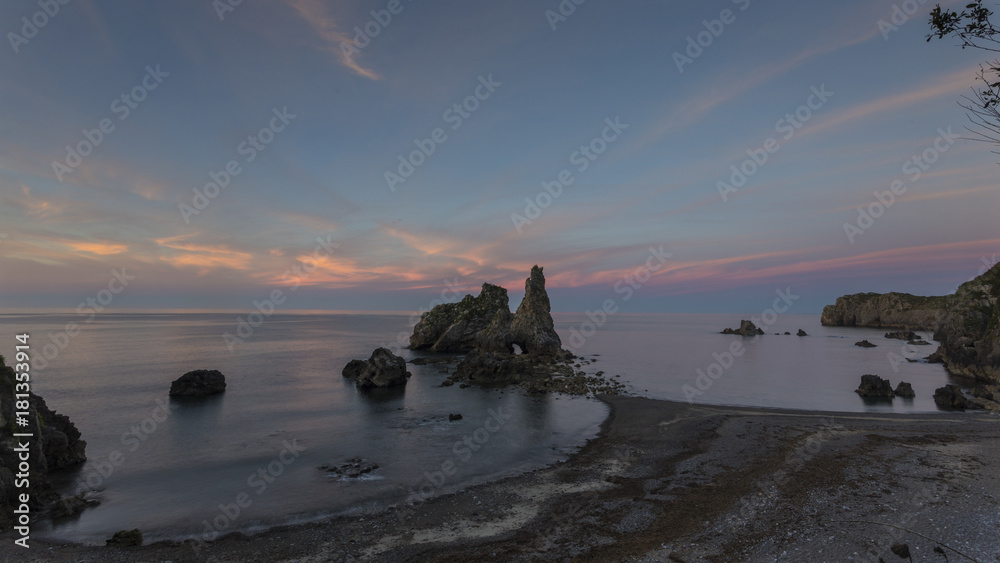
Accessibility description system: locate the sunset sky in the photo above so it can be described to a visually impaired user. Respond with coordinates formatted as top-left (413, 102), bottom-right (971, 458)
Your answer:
top-left (0, 0), bottom-right (997, 314)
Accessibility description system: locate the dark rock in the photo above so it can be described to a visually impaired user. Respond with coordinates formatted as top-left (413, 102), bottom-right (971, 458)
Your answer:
top-left (906, 339), bottom-right (932, 346)
top-left (409, 284), bottom-right (513, 353)
top-left (169, 369), bottom-right (226, 397)
top-left (933, 384), bottom-right (968, 409)
top-left (50, 495), bottom-right (99, 519)
top-left (721, 320), bottom-right (765, 336)
top-left (856, 374), bottom-right (894, 399)
top-left (347, 348), bottom-right (410, 389)
top-left (933, 263), bottom-right (1000, 383)
top-left (0, 355), bottom-right (86, 530)
top-left (784, 332), bottom-right (791, 335)
top-left (890, 543), bottom-right (910, 559)
top-left (926, 351), bottom-right (944, 363)
top-left (320, 458), bottom-right (379, 478)
top-left (448, 413), bottom-right (463, 421)
top-left (854, 340), bottom-right (877, 348)
top-left (885, 331), bottom-right (919, 340)
top-left (894, 381), bottom-right (915, 398)
top-left (342, 359), bottom-right (367, 378)
top-left (106, 529), bottom-right (143, 547)
top-left (797, 329), bottom-right (808, 336)
top-left (510, 266), bottom-right (562, 357)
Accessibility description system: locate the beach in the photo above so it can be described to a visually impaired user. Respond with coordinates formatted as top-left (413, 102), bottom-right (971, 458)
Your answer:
top-left (7, 395), bottom-right (999, 562)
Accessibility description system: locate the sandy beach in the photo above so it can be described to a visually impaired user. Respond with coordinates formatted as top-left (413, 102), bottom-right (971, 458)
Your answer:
top-left (5, 395), bottom-right (999, 562)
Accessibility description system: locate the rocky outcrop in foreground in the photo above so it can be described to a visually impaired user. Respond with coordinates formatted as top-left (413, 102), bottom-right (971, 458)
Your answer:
top-left (823, 263), bottom-right (1000, 383)
top-left (855, 374), bottom-right (895, 399)
top-left (169, 369), bottom-right (226, 397)
top-left (343, 348), bottom-right (410, 389)
top-left (0, 354), bottom-right (87, 530)
top-left (720, 320), bottom-right (764, 336)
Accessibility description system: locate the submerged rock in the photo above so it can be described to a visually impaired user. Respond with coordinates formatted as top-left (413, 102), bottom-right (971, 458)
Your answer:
top-left (50, 495), bottom-right (100, 519)
top-left (343, 348), bottom-right (411, 389)
top-left (797, 329), bottom-right (808, 336)
top-left (885, 330), bottom-right (919, 341)
top-left (320, 458), bottom-right (379, 478)
top-left (894, 381), bottom-right (915, 398)
top-left (856, 374), bottom-right (895, 399)
top-left (854, 340), bottom-right (877, 348)
top-left (509, 266), bottom-right (562, 357)
top-left (721, 320), bottom-right (765, 336)
top-left (169, 369), bottom-right (226, 397)
top-left (933, 385), bottom-right (969, 409)
top-left (106, 529), bottom-right (143, 547)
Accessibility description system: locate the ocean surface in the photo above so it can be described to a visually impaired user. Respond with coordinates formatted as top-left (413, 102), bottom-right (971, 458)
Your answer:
top-left (0, 310), bottom-right (967, 545)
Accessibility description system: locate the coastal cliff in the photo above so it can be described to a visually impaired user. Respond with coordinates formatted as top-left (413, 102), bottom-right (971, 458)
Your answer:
top-left (0, 354), bottom-right (87, 530)
top-left (821, 263), bottom-right (1000, 383)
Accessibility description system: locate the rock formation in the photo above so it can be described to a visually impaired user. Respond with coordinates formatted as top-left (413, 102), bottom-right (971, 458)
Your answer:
top-left (894, 381), bottom-right (915, 398)
top-left (855, 374), bottom-right (894, 399)
top-left (509, 266), bottom-right (562, 356)
top-left (854, 340), bottom-right (877, 348)
top-left (822, 264), bottom-right (1000, 384)
top-left (0, 355), bottom-right (87, 530)
top-left (797, 329), bottom-right (808, 336)
top-left (343, 348), bottom-right (410, 389)
top-left (169, 369), bottom-right (226, 397)
top-left (933, 384), bottom-right (969, 409)
top-left (721, 320), bottom-right (765, 336)
top-left (409, 283), bottom-right (512, 353)
top-left (106, 529), bottom-right (143, 547)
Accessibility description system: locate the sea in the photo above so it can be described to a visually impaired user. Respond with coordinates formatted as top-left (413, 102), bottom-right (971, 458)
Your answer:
top-left (0, 310), bottom-right (968, 545)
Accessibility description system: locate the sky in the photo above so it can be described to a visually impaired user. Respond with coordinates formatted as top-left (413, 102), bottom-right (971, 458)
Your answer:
top-left (0, 0), bottom-right (997, 315)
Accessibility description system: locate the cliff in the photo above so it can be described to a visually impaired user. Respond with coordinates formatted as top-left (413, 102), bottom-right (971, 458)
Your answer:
top-left (821, 263), bottom-right (1000, 383)
top-left (0, 354), bottom-right (87, 530)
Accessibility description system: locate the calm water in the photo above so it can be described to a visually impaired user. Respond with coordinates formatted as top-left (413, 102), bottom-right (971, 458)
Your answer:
top-left (0, 310), bottom-right (960, 544)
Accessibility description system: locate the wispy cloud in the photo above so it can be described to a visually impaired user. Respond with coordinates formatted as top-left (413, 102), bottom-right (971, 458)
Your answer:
top-left (284, 0), bottom-right (380, 80)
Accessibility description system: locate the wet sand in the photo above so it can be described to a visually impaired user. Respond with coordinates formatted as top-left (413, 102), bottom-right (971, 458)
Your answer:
top-left (5, 396), bottom-right (999, 562)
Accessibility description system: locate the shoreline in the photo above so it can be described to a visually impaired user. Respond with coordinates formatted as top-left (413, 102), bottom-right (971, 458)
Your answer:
top-left (4, 395), bottom-right (999, 562)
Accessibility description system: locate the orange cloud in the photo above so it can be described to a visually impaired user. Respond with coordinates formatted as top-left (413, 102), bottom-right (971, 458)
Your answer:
top-left (67, 241), bottom-right (129, 255)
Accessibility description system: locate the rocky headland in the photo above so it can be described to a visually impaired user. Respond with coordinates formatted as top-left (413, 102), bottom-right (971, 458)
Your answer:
top-left (823, 263), bottom-right (1000, 384)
